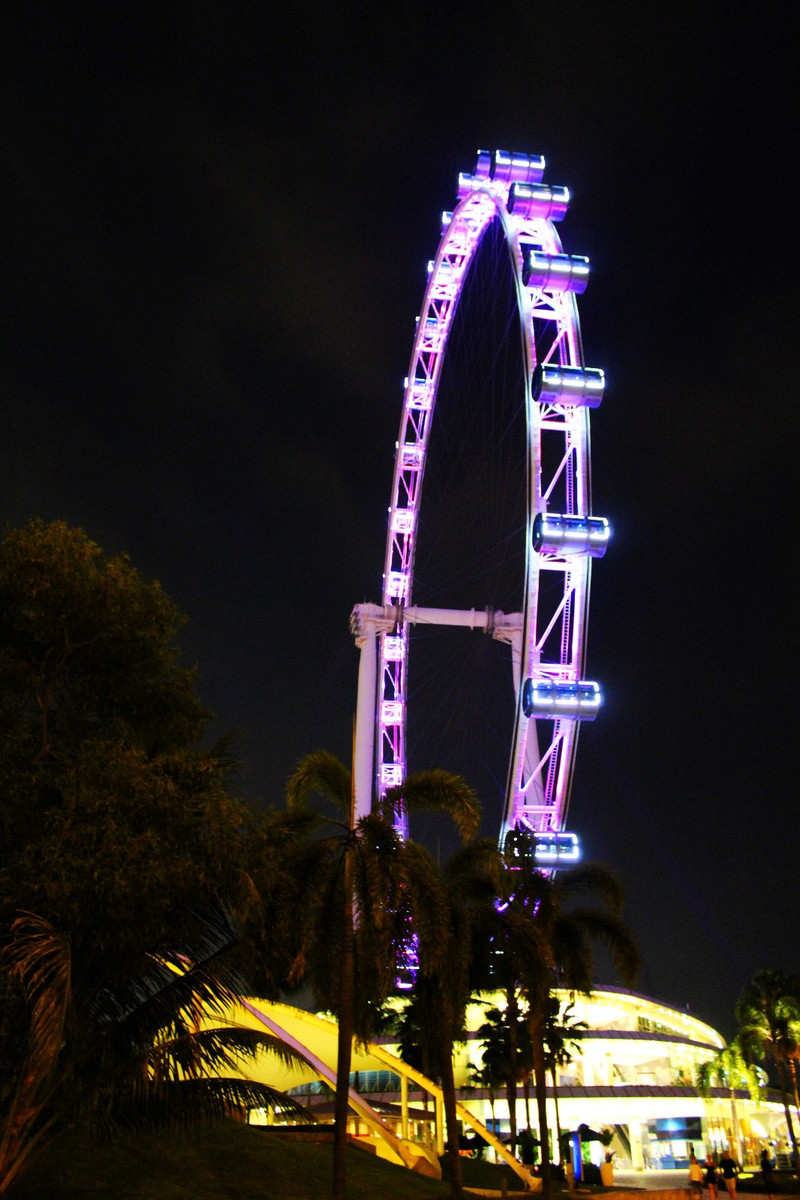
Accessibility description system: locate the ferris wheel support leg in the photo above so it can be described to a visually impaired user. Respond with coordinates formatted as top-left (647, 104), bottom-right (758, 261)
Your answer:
top-left (353, 620), bottom-right (378, 823)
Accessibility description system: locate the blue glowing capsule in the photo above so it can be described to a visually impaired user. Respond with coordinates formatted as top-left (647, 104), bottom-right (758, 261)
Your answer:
top-left (491, 150), bottom-right (546, 184)
top-left (508, 182), bottom-right (570, 222)
top-left (534, 831), bottom-right (582, 863)
top-left (533, 512), bottom-right (610, 558)
top-left (474, 150), bottom-right (492, 179)
top-left (506, 828), bottom-right (582, 865)
top-left (532, 364), bottom-right (605, 408)
top-left (523, 251), bottom-right (589, 294)
top-left (522, 678), bottom-right (602, 721)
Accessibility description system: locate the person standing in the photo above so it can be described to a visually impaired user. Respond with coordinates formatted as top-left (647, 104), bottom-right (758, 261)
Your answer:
top-left (704, 1153), bottom-right (719, 1200)
top-left (719, 1147), bottom-right (739, 1198)
top-left (689, 1151), bottom-right (704, 1197)
top-left (760, 1146), bottom-right (776, 1200)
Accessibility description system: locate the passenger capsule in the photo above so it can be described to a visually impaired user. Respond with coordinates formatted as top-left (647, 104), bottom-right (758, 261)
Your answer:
top-left (532, 364), bottom-right (605, 408)
top-left (523, 250), bottom-right (589, 294)
top-left (522, 678), bottom-right (602, 720)
top-left (533, 831), bottom-right (581, 863)
top-left (490, 150), bottom-right (545, 184)
top-left (533, 512), bottom-right (610, 558)
top-left (508, 182), bottom-right (569, 222)
top-left (474, 150), bottom-right (492, 179)
top-left (505, 828), bottom-right (582, 865)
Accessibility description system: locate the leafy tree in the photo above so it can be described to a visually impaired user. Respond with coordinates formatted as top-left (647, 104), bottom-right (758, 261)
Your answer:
top-left (736, 970), bottom-right (800, 1173)
top-left (0, 521), bottom-right (295, 1189)
top-left (0, 520), bottom-right (207, 767)
top-left (697, 1038), bottom-right (762, 1164)
top-left (0, 522), bottom-right (256, 958)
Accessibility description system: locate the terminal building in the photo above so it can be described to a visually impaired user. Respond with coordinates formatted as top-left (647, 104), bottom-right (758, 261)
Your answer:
top-left (449, 987), bottom-right (787, 1171)
top-left (247, 987), bottom-right (796, 1175)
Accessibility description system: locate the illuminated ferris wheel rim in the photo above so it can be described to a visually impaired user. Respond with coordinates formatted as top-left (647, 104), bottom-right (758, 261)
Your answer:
top-left (363, 149), bottom-right (610, 865)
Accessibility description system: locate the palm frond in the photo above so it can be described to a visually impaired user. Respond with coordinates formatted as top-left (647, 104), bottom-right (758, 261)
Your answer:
top-left (5, 912), bottom-right (72, 1076)
top-left (557, 907), bottom-right (640, 989)
top-left (148, 1022), bottom-right (315, 1081)
top-left (557, 862), bottom-right (626, 915)
top-left (285, 751), bottom-right (351, 816)
top-left (0, 913), bottom-right (72, 1195)
top-left (385, 769), bottom-right (481, 842)
top-left (442, 838), bottom-right (502, 895)
top-left (93, 1075), bottom-right (310, 1137)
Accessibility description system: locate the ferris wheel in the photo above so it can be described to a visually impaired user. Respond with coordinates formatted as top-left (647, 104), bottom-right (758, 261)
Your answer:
top-left (351, 149), bottom-right (609, 865)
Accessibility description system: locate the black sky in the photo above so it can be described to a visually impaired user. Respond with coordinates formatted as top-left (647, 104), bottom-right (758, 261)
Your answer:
top-left (2, 1), bottom-right (798, 1039)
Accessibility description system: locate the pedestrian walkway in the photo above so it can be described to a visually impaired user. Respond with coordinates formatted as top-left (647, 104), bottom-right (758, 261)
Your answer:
top-left (614, 1168), bottom-right (773, 1197)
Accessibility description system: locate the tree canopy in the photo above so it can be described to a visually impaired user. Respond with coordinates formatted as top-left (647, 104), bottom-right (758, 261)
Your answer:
top-left (0, 520), bottom-right (260, 972)
top-left (0, 521), bottom-right (292, 1190)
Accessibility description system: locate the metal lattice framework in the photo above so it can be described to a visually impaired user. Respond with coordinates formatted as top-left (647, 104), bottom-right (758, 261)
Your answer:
top-left (351, 149), bottom-right (609, 862)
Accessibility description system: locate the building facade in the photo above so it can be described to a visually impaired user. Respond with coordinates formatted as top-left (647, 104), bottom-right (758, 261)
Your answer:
top-left (381, 988), bottom-right (794, 1171)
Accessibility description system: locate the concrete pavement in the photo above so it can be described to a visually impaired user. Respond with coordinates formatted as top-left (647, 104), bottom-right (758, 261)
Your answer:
top-left (613, 1169), bottom-right (773, 1197)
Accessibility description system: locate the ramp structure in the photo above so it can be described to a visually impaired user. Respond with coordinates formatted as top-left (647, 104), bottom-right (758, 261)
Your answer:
top-left (227, 999), bottom-right (537, 1189)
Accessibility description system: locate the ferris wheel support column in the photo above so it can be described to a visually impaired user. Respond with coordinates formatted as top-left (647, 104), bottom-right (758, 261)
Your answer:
top-left (350, 603), bottom-right (392, 822)
top-left (351, 602), bottom-right (524, 821)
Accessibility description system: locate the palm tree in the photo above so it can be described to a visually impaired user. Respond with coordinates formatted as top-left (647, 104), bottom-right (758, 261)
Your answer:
top-left (0, 909), bottom-right (308, 1195)
top-left (380, 995), bottom-right (434, 1118)
top-left (736, 970), bottom-right (800, 1174)
top-left (285, 755), bottom-right (480, 1200)
top-left (774, 1014), bottom-right (800, 1120)
top-left (498, 831), bottom-right (640, 1200)
top-left (405, 838), bottom-right (503, 1200)
top-left (542, 996), bottom-right (587, 1165)
top-left (476, 1002), bottom-right (533, 1150)
top-left (469, 880), bottom-right (548, 1155)
top-left (468, 1060), bottom-right (503, 1145)
top-left (697, 1039), bottom-right (762, 1164)
top-left (285, 750), bottom-right (415, 1200)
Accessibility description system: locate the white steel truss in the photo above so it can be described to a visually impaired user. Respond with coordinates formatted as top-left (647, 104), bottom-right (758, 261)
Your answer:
top-left (352, 150), bottom-right (608, 853)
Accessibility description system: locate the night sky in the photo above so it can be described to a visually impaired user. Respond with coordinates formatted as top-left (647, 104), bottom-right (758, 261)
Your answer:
top-left (3, 2), bottom-right (797, 1040)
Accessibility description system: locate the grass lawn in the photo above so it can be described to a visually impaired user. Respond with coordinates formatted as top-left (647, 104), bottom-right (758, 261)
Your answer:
top-left (8, 1122), bottom-right (533, 1200)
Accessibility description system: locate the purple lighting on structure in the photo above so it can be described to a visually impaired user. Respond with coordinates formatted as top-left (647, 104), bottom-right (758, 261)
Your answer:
top-left (522, 679), bottom-right (602, 721)
top-left (357, 147), bottom-right (609, 863)
top-left (523, 250), bottom-right (590, 293)
top-left (532, 364), bottom-right (605, 408)
top-left (533, 512), bottom-right (610, 558)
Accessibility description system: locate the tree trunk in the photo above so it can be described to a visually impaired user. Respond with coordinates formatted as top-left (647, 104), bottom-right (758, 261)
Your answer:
top-left (522, 1071), bottom-right (532, 1132)
top-left (774, 1058), bottom-right (800, 1178)
top-left (439, 1031), bottom-right (464, 1200)
top-left (551, 1067), bottom-right (563, 1165)
top-left (729, 1089), bottom-right (744, 1166)
top-left (506, 986), bottom-right (519, 1156)
top-left (332, 837), bottom-right (356, 1200)
top-left (788, 1058), bottom-right (800, 1126)
top-left (530, 1008), bottom-right (553, 1200)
